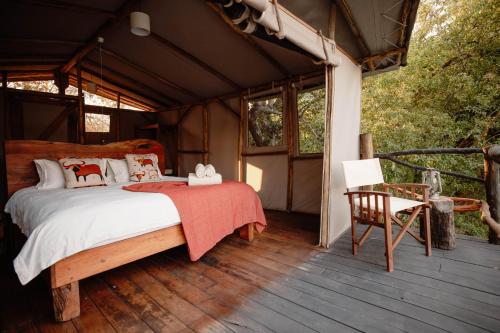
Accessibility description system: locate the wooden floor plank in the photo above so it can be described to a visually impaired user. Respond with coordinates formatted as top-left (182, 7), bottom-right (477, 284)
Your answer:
top-left (146, 255), bottom-right (321, 333)
top-left (101, 268), bottom-right (192, 332)
top-left (84, 278), bottom-right (154, 333)
top-left (127, 262), bottom-right (235, 333)
top-left (3, 211), bottom-right (500, 333)
top-left (228, 235), bottom-right (500, 329)
top-left (213, 241), bottom-right (481, 333)
top-left (161, 252), bottom-right (358, 333)
top-left (71, 285), bottom-right (116, 333)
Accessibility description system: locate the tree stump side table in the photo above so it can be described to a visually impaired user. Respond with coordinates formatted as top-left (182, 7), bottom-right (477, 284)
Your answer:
top-left (420, 197), bottom-right (456, 250)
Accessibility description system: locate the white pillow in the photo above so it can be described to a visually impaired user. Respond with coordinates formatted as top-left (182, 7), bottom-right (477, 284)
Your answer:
top-left (34, 159), bottom-right (65, 190)
top-left (107, 159), bottom-right (130, 183)
top-left (103, 159), bottom-right (116, 185)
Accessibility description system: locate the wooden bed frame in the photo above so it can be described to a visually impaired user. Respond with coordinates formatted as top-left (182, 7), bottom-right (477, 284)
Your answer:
top-left (5, 139), bottom-right (254, 322)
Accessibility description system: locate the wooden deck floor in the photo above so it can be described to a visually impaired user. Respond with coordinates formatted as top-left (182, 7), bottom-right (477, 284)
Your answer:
top-left (1, 211), bottom-right (500, 332)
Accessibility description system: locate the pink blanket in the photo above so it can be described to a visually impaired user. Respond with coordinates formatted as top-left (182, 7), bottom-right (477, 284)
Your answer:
top-left (123, 180), bottom-right (266, 260)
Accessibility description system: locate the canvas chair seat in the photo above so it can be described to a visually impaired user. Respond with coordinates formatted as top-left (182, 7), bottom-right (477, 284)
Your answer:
top-left (354, 196), bottom-right (424, 216)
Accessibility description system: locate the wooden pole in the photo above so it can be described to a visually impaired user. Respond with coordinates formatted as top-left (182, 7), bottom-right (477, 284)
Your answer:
top-left (0, 72), bottom-right (8, 240)
top-left (177, 111), bottom-right (182, 176)
top-left (116, 93), bottom-right (121, 142)
top-left (100, 48), bottom-right (200, 100)
top-left (360, 133), bottom-right (374, 160)
top-left (238, 95), bottom-right (245, 182)
top-left (286, 82), bottom-right (294, 212)
top-left (360, 133), bottom-right (374, 190)
top-left (202, 103), bottom-right (209, 165)
top-left (76, 63), bottom-right (85, 144)
top-left (60, 0), bottom-right (139, 73)
top-left (484, 145), bottom-right (500, 244)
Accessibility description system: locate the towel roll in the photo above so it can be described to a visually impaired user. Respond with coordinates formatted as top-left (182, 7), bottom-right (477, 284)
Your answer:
top-left (195, 163), bottom-right (205, 178)
top-left (205, 164), bottom-right (216, 177)
top-left (188, 173), bottom-right (222, 186)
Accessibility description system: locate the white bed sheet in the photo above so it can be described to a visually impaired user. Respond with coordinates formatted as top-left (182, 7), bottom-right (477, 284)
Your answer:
top-left (5, 176), bottom-right (187, 285)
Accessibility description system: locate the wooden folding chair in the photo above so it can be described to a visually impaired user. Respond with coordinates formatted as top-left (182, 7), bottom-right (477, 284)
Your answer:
top-left (341, 158), bottom-right (432, 272)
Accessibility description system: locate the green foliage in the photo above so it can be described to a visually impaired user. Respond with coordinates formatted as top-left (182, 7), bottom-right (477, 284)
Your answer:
top-left (297, 86), bottom-right (325, 154)
top-left (362, 0), bottom-right (499, 238)
top-left (248, 95), bottom-right (284, 147)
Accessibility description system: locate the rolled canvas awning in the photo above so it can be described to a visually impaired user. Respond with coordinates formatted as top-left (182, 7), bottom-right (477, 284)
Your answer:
top-left (216, 0), bottom-right (341, 66)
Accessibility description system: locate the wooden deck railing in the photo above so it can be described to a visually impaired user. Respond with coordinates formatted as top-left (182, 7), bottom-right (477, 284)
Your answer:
top-left (360, 133), bottom-right (500, 244)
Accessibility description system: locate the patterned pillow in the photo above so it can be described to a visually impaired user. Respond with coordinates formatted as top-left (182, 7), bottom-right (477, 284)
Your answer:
top-left (125, 153), bottom-right (161, 182)
top-left (59, 158), bottom-right (107, 188)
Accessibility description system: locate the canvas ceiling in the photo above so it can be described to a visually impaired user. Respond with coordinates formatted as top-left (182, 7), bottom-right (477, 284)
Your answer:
top-left (0, 0), bottom-right (419, 109)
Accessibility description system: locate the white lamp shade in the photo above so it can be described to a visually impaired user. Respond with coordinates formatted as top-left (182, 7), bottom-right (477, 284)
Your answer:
top-left (130, 11), bottom-right (151, 36)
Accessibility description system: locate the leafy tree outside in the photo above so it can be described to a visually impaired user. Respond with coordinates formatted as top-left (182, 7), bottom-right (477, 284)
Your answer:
top-left (361, 0), bottom-right (499, 238)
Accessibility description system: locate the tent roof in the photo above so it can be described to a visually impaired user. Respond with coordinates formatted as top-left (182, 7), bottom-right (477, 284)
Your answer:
top-left (0, 0), bottom-right (419, 109)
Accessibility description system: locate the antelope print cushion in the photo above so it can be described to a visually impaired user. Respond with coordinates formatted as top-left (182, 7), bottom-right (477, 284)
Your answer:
top-left (126, 153), bottom-right (161, 182)
top-left (59, 158), bottom-right (107, 188)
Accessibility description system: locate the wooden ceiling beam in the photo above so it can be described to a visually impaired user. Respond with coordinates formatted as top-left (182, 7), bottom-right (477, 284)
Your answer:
top-left (75, 67), bottom-right (169, 110)
top-left (83, 59), bottom-right (181, 105)
top-left (0, 64), bottom-right (62, 71)
top-left (0, 55), bottom-right (67, 62)
top-left (361, 47), bottom-right (406, 68)
top-left (335, 0), bottom-right (370, 57)
top-left (397, 0), bottom-right (411, 64)
top-left (5, 71), bottom-right (54, 81)
top-left (60, 0), bottom-right (139, 73)
top-left (100, 47), bottom-right (202, 100)
top-left (206, 1), bottom-right (289, 77)
top-left (13, 0), bottom-right (116, 17)
top-left (0, 38), bottom-right (84, 46)
top-left (150, 32), bottom-right (242, 91)
top-left (68, 75), bottom-right (155, 112)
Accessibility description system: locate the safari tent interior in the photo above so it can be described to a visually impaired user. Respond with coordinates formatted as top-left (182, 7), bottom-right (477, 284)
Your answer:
top-left (11, 1), bottom-right (500, 332)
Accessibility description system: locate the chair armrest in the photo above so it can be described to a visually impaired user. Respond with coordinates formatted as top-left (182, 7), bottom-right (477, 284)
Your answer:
top-left (344, 190), bottom-right (392, 197)
top-left (383, 183), bottom-right (430, 202)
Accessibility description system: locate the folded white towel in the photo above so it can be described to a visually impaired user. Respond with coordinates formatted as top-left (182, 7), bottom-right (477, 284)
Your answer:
top-left (188, 173), bottom-right (222, 186)
top-left (204, 164), bottom-right (216, 177)
top-left (195, 163), bottom-right (205, 178)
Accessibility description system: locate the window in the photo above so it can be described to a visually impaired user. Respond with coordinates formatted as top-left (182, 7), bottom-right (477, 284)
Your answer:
top-left (247, 94), bottom-right (284, 148)
top-left (7, 80), bottom-right (59, 94)
top-left (85, 113), bottom-right (110, 133)
top-left (65, 85), bottom-right (118, 107)
top-left (121, 102), bottom-right (143, 111)
top-left (297, 86), bottom-right (325, 154)
top-left (65, 85), bottom-right (78, 96)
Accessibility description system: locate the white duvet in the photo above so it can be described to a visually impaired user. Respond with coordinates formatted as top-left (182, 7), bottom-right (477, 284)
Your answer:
top-left (5, 176), bottom-right (186, 285)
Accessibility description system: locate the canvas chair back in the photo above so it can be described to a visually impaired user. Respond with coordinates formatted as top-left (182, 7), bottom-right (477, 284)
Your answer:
top-left (342, 158), bottom-right (385, 189)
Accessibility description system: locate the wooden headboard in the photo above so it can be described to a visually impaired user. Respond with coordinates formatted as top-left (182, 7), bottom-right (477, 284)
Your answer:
top-left (5, 139), bottom-right (165, 197)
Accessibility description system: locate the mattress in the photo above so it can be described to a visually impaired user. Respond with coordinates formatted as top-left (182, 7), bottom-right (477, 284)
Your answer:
top-left (5, 176), bottom-right (186, 285)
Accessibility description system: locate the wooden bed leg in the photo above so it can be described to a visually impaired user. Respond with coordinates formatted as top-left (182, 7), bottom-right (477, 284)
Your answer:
top-left (239, 223), bottom-right (255, 242)
top-left (52, 281), bottom-right (80, 322)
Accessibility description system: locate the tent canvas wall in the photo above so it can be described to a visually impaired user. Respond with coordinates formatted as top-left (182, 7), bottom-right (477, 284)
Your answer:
top-left (0, 0), bottom-right (420, 247)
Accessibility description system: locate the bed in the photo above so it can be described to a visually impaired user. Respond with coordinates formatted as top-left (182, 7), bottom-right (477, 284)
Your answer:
top-left (4, 139), bottom-right (257, 322)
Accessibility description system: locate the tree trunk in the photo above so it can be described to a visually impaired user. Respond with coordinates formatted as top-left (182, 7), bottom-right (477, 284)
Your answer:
top-left (424, 197), bottom-right (456, 250)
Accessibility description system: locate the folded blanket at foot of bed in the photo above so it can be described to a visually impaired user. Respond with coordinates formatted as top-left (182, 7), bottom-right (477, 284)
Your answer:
top-left (123, 180), bottom-right (266, 260)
